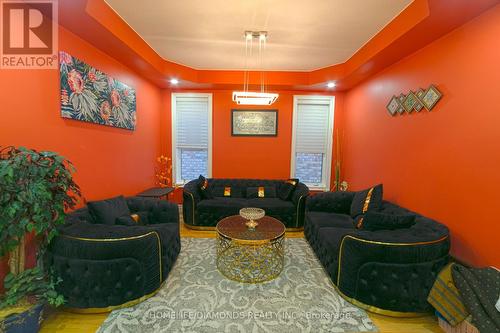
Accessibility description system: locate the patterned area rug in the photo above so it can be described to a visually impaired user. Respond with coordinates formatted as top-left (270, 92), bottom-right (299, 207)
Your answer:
top-left (98, 238), bottom-right (377, 333)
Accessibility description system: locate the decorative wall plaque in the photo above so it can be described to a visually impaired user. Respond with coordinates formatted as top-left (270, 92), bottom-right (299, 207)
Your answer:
top-left (421, 85), bottom-right (442, 111)
top-left (231, 110), bottom-right (278, 136)
top-left (386, 84), bottom-right (442, 116)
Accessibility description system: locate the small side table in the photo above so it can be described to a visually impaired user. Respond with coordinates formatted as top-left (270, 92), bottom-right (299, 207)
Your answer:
top-left (137, 187), bottom-right (174, 200)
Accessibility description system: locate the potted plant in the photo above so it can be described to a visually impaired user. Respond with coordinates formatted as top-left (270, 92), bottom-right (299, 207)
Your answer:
top-left (0, 146), bottom-right (81, 333)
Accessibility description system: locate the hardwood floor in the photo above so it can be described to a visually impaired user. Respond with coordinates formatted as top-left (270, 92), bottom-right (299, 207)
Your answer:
top-left (41, 219), bottom-right (442, 333)
top-left (41, 310), bottom-right (107, 333)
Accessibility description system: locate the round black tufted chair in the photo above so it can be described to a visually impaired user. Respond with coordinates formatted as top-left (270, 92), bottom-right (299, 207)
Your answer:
top-left (46, 196), bottom-right (180, 312)
top-left (305, 191), bottom-right (450, 316)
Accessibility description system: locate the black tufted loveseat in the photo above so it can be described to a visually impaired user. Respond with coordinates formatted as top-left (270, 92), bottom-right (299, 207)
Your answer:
top-left (183, 178), bottom-right (309, 229)
top-left (46, 196), bottom-right (180, 312)
top-left (305, 191), bottom-right (450, 316)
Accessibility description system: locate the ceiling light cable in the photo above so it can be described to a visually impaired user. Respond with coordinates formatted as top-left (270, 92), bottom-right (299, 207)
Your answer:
top-left (259, 36), bottom-right (263, 93)
top-left (244, 35), bottom-right (248, 93)
top-left (232, 30), bottom-right (278, 105)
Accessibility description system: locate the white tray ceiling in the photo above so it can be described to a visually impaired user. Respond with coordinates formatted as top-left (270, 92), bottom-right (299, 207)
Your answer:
top-left (105, 0), bottom-right (412, 71)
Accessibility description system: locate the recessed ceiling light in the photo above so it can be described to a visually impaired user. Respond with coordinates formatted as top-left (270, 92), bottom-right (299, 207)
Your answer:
top-left (327, 82), bottom-right (336, 88)
top-left (170, 78), bottom-right (179, 85)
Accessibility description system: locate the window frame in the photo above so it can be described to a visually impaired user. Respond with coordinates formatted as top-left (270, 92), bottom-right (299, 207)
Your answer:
top-left (171, 92), bottom-right (213, 186)
top-left (290, 95), bottom-right (335, 191)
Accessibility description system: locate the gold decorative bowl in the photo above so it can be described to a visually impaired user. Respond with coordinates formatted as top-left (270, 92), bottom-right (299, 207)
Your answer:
top-left (239, 208), bottom-right (265, 229)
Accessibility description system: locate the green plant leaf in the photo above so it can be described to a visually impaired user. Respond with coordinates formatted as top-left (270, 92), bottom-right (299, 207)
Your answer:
top-left (0, 146), bottom-right (80, 308)
top-left (3, 273), bottom-right (15, 285)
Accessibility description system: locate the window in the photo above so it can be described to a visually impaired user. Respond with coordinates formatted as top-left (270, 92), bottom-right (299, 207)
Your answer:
top-left (291, 95), bottom-right (335, 190)
top-left (171, 93), bottom-right (212, 185)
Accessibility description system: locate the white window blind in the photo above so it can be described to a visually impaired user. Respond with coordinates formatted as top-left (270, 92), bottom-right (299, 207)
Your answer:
top-left (172, 94), bottom-right (212, 185)
top-left (175, 97), bottom-right (209, 150)
top-left (295, 102), bottom-right (330, 153)
top-left (291, 96), bottom-right (334, 190)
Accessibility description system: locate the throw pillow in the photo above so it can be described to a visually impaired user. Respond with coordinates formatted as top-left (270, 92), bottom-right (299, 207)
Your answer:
top-left (212, 186), bottom-right (244, 198)
top-left (130, 213), bottom-right (140, 223)
top-left (115, 215), bottom-right (137, 226)
top-left (278, 178), bottom-right (299, 200)
top-left (246, 186), bottom-right (277, 198)
top-left (356, 211), bottom-right (416, 231)
top-left (88, 195), bottom-right (131, 225)
top-left (135, 211), bottom-right (149, 225)
top-left (350, 184), bottom-right (383, 218)
top-left (197, 175), bottom-right (214, 199)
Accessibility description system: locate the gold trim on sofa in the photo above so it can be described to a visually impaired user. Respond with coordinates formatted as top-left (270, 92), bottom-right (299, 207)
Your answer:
top-left (61, 231), bottom-right (163, 284)
top-left (336, 234), bottom-right (449, 285)
top-left (183, 223), bottom-right (215, 231)
top-left (286, 227), bottom-right (304, 232)
top-left (295, 194), bottom-right (306, 228)
top-left (332, 283), bottom-right (428, 318)
top-left (334, 234), bottom-right (449, 316)
top-left (184, 190), bottom-right (196, 226)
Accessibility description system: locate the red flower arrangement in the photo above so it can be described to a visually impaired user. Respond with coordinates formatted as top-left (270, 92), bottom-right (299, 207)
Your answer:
top-left (155, 155), bottom-right (173, 188)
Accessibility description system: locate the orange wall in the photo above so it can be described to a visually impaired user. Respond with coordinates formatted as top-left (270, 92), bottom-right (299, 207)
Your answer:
top-left (164, 90), bottom-right (343, 201)
top-left (0, 26), bottom-right (164, 289)
top-left (342, 5), bottom-right (500, 267)
top-left (0, 27), bottom-right (163, 201)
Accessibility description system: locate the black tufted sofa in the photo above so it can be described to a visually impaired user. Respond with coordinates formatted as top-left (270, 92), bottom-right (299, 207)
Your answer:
top-left (183, 178), bottom-right (309, 229)
top-left (305, 191), bottom-right (450, 316)
top-left (46, 196), bottom-right (180, 312)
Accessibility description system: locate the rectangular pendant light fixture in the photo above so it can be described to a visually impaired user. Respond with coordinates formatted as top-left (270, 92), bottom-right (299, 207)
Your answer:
top-left (232, 31), bottom-right (279, 106)
top-left (232, 91), bottom-right (279, 105)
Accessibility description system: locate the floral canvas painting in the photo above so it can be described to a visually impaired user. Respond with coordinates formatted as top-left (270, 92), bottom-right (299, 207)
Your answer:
top-left (59, 51), bottom-right (136, 130)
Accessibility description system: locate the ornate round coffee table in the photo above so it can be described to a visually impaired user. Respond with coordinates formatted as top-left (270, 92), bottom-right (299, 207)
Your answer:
top-left (216, 215), bottom-right (285, 283)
